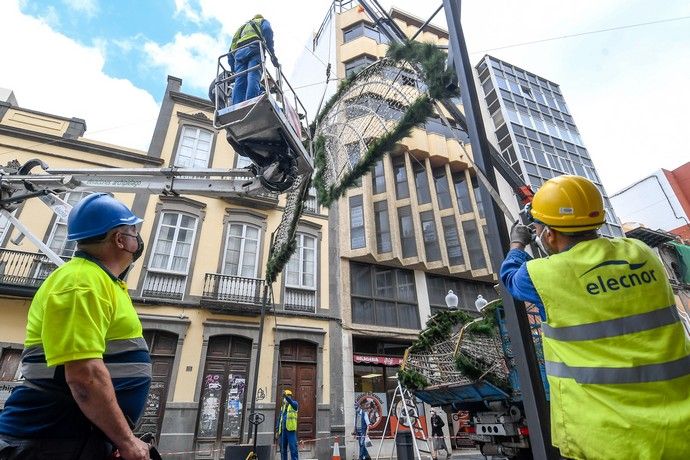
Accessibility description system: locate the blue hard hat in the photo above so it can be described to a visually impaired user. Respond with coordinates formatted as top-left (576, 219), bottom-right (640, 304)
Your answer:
top-left (67, 193), bottom-right (143, 241)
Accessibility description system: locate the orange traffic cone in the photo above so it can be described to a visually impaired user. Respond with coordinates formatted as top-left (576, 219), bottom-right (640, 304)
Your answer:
top-left (331, 436), bottom-right (341, 460)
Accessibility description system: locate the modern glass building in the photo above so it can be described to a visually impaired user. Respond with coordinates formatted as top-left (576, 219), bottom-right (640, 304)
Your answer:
top-left (476, 55), bottom-right (623, 237)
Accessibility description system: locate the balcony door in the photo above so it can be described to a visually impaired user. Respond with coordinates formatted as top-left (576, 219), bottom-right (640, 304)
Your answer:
top-left (220, 224), bottom-right (260, 302)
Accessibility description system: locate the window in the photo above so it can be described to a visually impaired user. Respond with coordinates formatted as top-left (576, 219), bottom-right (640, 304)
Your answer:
top-left (345, 55), bottom-right (377, 78)
top-left (442, 216), bottom-right (464, 266)
top-left (286, 233), bottom-right (316, 289)
top-left (304, 184), bottom-right (319, 213)
top-left (174, 126), bottom-right (213, 168)
top-left (343, 22), bottom-right (389, 44)
top-left (46, 192), bottom-right (91, 258)
top-left (374, 201), bottom-right (392, 253)
top-left (223, 224), bottom-right (260, 278)
top-left (150, 212), bottom-right (198, 273)
top-left (433, 168), bottom-right (452, 209)
top-left (426, 274), bottom-right (497, 315)
top-left (453, 172), bottom-right (472, 214)
top-left (0, 348), bottom-right (21, 381)
top-left (372, 160), bottom-right (386, 194)
top-left (397, 206), bottom-right (416, 258)
top-left (350, 195), bottom-right (366, 249)
top-left (391, 156), bottom-right (409, 199)
top-left (462, 220), bottom-right (486, 269)
top-left (235, 153), bottom-right (252, 169)
top-left (420, 211), bottom-right (441, 262)
top-left (413, 162), bottom-right (431, 205)
top-left (351, 262), bottom-right (420, 329)
top-left (471, 176), bottom-right (485, 218)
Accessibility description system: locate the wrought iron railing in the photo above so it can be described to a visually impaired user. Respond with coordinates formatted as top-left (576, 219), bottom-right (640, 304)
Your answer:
top-left (0, 249), bottom-right (68, 289)
top-left (284, 287), bottom-right (316, 313)
top-left (202, 273), bottom-right (264, 307)
top-left (142, 271), bottom-right (187, 300)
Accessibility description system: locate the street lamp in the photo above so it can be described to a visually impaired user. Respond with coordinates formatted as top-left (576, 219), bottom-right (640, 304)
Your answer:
top-left (475, 294), bottom-right (488, 312)
top-left (445, 289), bottom-right (458, 309)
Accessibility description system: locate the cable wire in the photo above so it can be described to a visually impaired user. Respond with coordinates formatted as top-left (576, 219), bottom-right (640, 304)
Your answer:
top-left (472, 14), bottom-right (690, 54)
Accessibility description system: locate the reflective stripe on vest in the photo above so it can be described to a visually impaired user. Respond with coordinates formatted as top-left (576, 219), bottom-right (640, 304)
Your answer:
top-left (231, 19), bottom-right (263, 51)
top-left (541, 304), bottom-right (679, 341)
top-left (20, 337), bottom-right (151, 380)
top-left (527, 237), bottom-right (690, 459)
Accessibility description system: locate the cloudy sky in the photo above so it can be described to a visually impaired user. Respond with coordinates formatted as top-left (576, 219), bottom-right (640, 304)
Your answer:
top-left (1, 0), bottom-right (688, 193)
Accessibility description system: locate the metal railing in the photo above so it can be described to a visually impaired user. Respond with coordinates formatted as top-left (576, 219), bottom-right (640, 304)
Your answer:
top-left (142, 271), bottom-right (187, 300)
top-left (0, 248), bottom-right (67, 289)
top-left (284, 287), bottom-right (316, 313)
top-left (202, 273), bottom-right (264, 307)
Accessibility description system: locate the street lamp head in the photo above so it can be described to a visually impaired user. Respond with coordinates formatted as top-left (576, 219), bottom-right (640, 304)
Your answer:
top-left (445, 289), bottom-right (459, 309)
top-left (475, 294), bottom-right (488, 312)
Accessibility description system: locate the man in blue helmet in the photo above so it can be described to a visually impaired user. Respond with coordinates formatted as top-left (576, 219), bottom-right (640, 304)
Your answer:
top-left (228, 14), bottom-right (277, 106)
top-left (0, 193), bottom-right (152, 460)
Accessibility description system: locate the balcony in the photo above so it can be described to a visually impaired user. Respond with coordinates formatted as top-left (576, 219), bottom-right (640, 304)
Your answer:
top-left (0, 248), bottom-right (66, 294)
top-left (284, 287), bottom-right (316, 313)
top-left (202, 273), bottom-right (265, 314)
top-left (142, 271), bottom-right (187, 301)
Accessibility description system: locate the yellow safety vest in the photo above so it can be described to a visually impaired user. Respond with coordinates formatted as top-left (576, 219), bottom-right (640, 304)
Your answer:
top-left (278, 401), bottom-right (298, 434)
top-left (527, 237), bottom-right (690, 460)
top-left (230, 18), bottom-right (264, 51)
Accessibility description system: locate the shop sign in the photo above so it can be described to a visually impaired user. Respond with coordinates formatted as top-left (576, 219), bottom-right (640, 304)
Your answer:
top-left (353, 354), bottom-right (403, 366)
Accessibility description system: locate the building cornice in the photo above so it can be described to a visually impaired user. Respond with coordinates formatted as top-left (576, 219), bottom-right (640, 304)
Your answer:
top-left (0, 125), bottom-right (163, 166)
top-left (170, 91), bottom-right (214, 111)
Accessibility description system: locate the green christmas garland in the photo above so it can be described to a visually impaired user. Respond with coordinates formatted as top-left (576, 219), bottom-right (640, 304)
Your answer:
top-left (312, 40), bottom-right (459, 207)
top-left (264, 176), bottom-right (310, 284)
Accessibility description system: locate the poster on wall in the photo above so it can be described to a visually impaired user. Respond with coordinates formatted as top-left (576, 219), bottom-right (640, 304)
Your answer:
top-left (354, 392), bottom-right (387, 436)
top-left (388, 394), bottom-right (428, 438)
top-left (222, 374), bottom-right (247, 439)
top-left (199, 373), bottom-right (223, 438)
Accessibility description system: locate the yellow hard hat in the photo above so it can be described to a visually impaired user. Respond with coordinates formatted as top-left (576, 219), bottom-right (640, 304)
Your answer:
top-left (530, 175), bottom-right (605, 233)
top-left (283, 389), bottom-right (292, 396)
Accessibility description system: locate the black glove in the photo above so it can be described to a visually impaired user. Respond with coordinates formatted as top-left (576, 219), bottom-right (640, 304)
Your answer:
top-left (271, 56), bottom-right (280, 68)
top-left (510, 222), bottom-right (533, 246)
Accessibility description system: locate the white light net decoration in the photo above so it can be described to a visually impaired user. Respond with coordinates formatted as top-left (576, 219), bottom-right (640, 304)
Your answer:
top-left (313, 58), bottom-right (429, 204)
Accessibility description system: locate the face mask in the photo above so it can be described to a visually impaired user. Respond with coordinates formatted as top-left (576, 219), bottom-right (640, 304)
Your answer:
top-left (535, 226), bottom-right (552, 256)
top-left (131, 234), bottom-right (145, 263)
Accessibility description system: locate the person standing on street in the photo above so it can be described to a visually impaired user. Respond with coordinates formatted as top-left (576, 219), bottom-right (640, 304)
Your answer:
top-left (430, 410), bottom-right (449, 460)
top-left (276, 389), bottom-right (299, 460)
top-left (353, 400), bottom-right (371, 460)
top-left (502, 174), bottom-right (690, 460)
top-left (228, 14), bottom-right (277, 106)
top-left (0, 193), bottom-right (152, 460)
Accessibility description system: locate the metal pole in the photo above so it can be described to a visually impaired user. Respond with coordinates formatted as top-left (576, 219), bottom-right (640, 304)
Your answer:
top-left (441, 1), bottom-right (557, 458)
top-left (247, 282), bottom-right (270, 444)
top-left (410, 3), bottom-right (444, 41)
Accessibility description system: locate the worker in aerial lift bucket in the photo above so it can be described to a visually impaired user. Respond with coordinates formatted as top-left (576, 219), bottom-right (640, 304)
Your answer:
top-left (228, 14), bottom-right (278, 106)
top-left (0, 194), bottom-right (154, 460)
top-left (501, 175), bottom-right (690, 460)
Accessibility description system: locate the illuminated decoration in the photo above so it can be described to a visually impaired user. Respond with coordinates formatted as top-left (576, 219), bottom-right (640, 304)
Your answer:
top-left (312, 41), bottom-right (457, 207)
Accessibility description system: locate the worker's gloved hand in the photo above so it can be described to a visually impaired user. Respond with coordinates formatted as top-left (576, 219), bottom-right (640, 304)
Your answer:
top-left (271, 56), bottom-right (280, 68)
top-left (510, 222), bottom-right (533, 246)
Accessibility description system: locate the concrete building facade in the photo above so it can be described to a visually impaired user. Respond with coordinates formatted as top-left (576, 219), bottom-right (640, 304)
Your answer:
top-left (475, 55), bottom-right (624, 237)
top-left (299, 2), bottom-right (502, 456)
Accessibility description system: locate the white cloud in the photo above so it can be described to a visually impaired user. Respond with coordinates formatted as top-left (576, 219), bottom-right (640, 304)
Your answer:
top-left (63, 0), bottom-right (98, 17)
top-left (143, 32), bottom-right (227, 91)
top-left (0, 0), bottom-right (159, 151)
top-left (174, 0), bottom-right (202, 24)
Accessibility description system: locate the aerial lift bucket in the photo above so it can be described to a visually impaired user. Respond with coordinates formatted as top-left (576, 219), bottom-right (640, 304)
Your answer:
top-left (213, 43), bottom-right (313, 192)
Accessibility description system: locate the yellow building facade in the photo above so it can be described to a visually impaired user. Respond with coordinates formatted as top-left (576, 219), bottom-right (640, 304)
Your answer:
top-left (0, 78), bottom-right (334, 459)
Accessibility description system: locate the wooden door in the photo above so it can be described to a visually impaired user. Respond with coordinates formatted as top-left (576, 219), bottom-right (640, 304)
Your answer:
top-left (195, 336), bottom-right (251, 459)
top-left (135, 330), bottom-right (176, 440)
top-left (277, 341), bottom-right (317, 441)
